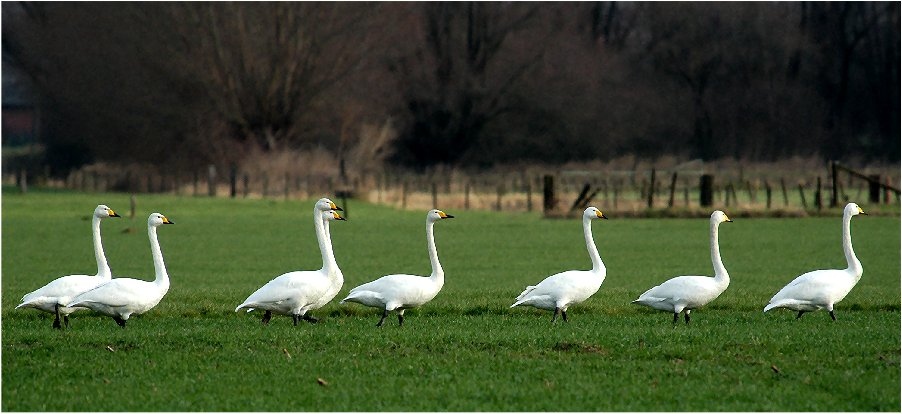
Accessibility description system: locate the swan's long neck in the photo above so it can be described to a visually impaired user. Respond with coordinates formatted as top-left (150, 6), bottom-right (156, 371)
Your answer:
top-left (710, 220), bottom-right (728, 283)
top-left (583, 216), bottom-right (604, 274)
top-left (842, 211), bottom-right (862, 278)
top-left (426, 219), bottom-right (443, 283)
top-left (148, 225), bottom-right (169, 289)
top-left (314, 209), bottom-right (338, 273)
top-left (92, 215), bottom-right (111, 280)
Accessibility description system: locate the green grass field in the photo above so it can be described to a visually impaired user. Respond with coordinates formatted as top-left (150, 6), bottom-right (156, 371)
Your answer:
top-left (2, 189), bottom-right (899, 411)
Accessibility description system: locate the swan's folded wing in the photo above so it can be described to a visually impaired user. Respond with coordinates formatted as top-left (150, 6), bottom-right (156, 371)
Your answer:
top-left (68, 279), bottom-right (146, 307)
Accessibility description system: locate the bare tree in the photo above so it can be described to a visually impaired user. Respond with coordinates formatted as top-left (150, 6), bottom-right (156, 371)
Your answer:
top-left (161, 3), bottom-right (380, 155)
top-left (388, 2), bottom-right (544, 169)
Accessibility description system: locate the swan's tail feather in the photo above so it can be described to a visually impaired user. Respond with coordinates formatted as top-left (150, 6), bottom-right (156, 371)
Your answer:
top-left (763, 302), bottom-right (778, 313)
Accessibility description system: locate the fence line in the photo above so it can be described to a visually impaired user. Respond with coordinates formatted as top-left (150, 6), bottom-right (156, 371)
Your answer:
top-left (9, 162), bottom-right (898, 215)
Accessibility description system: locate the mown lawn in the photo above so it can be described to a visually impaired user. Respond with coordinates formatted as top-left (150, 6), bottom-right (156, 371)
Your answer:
top-left (2, 189), bottom-right (899, 411)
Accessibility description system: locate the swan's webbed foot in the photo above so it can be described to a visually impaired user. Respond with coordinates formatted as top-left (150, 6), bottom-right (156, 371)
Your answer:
top-left (113, 316), bottom-right (127, 328)
top-left (302, 315), bottom-right (318, 324)
top-left (828, 310), bottom-right (836, 321)
top-left (52, 318), bottom-right (62, 330)
top-left (376, 309), bottom-right (389, 327)
top-left (795, 310), bottom-right (806, 320)
top-left (261, 310), bottom-right (272, 325)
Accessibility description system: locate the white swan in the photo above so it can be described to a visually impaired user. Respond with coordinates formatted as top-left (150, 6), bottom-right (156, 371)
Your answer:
top-left (16, 204), bottom-right (120, 329)
top-left (341, 209), bottom-right (454, 326)
top-left (763, 202), bottom-right (867, 320)
top-left (510, 207), bottom-right (608, 323)
top-left (632, 210), bottom-right (732, 324)
top-left (235, 198), bottom-right (345, 325)
top-left (65, 212), bottom-right (174, 327)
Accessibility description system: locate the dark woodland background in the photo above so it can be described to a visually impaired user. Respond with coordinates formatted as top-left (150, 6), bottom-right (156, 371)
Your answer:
top-left (2, 2), bottom-right (899, 178)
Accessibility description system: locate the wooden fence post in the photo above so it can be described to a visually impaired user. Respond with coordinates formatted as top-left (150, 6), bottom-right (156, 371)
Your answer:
top-left (830, 161), bottom-right (839, 207)
top-left (868, 174), bottom-right (881, 203)
top-left (798, 183), bottom-right (808, 209)
top-left (815, 176), bottom-right (823, 211)
top-left (780, 177), bottom-right (789, 206)
top-left (543, 175), bottom-right (555, 214)
top-left (699, 174), bottom-right (714, 207)
top-left (229, 165), bottom-right (238, 198)
top-left (668, 172), bottom-right (678, 208)
top-left (647, 168), bottom-right (656, 208)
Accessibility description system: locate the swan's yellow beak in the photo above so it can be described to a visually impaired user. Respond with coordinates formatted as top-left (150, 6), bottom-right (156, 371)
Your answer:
top-left (162, 216), bottom-right (174, 224)
top-left (724, 214), bottom-right (732, 222)
top-left (438, 211), bottom-right (454, 219)
top-left (109, 209), bottom-right (121, 218)
top-left (332, 211), bottom-right (346, 221)
top-left (857, 206), bottom-right (867, 215)
top-left (596, 210), bottom-right (608, 219)
top-left (329, 202), bottom-right (343, 211)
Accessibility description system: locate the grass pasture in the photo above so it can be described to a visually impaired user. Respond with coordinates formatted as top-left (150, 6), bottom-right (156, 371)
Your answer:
top-left (2, 189), bottom-right (900, 411)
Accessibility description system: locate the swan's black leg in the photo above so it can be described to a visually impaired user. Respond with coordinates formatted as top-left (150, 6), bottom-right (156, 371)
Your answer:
top-left (398, 313), bottom-right (404, 326)
top-left (672, 312), bottom-right (679, 324)
top-left (684, 312), bottom-right (691, 325)
top-left (829, 310), bottom-right (836, 321)
top-left (113, 316), bottom-right (127, 328)
top-left (376, 309), bottom-right (389, 327)
top-left (52, 304), bottom-right (62, 330)
top-left (795, 310), bottom-right (805, 320)
top-left (302, 315), bottom-right (318, 324)
top-left (292, 315), bottom-right (300, 326)
top-left (64, 315), bottom-right (70, 329)
top-left (551, 308), bottom-right (561, 323)
top-left (561, 310), bottom-right (569, 322)
top-left (261, 310), bottom-right (272, 325)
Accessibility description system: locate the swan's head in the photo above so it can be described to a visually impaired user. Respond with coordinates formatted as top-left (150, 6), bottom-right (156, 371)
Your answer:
top-left (427, 209), bottom-right (454, 222)
top-left (845, 202), bottom-right (867, 217)
top-left (94, 204), bottom-right (121, 219)
top-left (148, 213), bottom-right (175, 227)
top-left (584, 207), bottom-right (608, 220)
top-left (323, 210), bottom-right (346, 221)
top-left (316, 198), bottom-right (343, 212)
top-left (711, 210), bottom-right (732, 224)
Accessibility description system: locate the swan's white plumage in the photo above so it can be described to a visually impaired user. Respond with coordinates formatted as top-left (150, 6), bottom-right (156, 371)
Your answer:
top-left (235, 198), bottom-right (344, 325)
top-left (763, 203), bottom-right (866, 319)
top-left (632, 210), bottom-right (732, 323)
top-left (510, 207), bottom-right (607, 322)
top-left (65, 212), bottom-right (174, 327)
top-left (341, 209), bottom-right (453, 326)
top-left (16, 204), bottom-right (120, 328)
